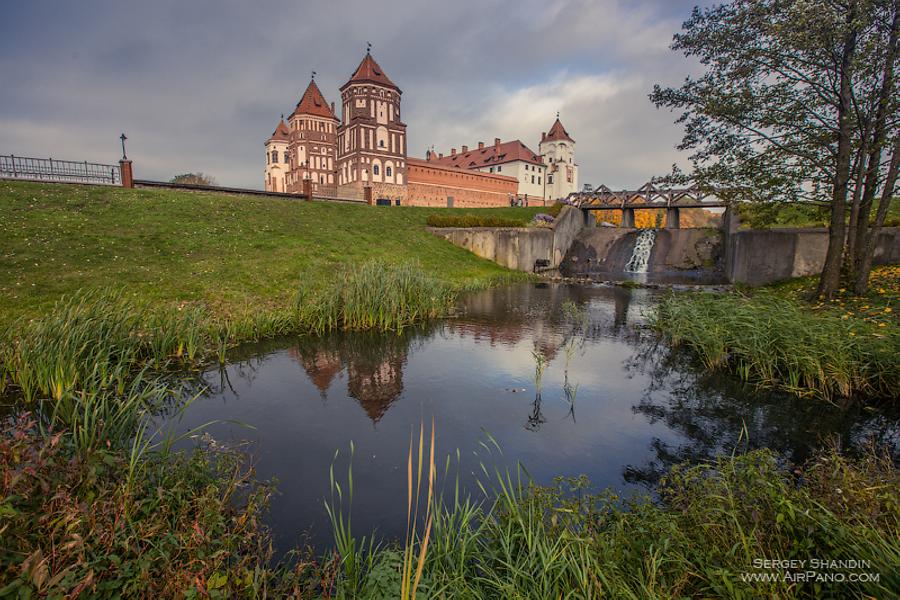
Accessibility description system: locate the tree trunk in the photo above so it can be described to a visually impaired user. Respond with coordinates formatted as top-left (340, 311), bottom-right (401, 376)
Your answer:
top-left (852, 0), bottom-right (899, 282)
top-left (845, 133), bottom-right (869, 276)
top-left (817, 12), bottom-right (859, 299)
top-left (854, 136), bottom-right (899, 294)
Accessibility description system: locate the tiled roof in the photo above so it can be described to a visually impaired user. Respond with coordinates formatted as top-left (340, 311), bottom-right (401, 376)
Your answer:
top-left (267, 119), bottom-right (290, 143)
top-left (545, 118), bottom-right (574, 143)
top-left (290, 79), bottom-right (337, 120)
top-left (427, 140), bottom-right (544, 169)
top-left (342, 53), bottom-right (399, 91)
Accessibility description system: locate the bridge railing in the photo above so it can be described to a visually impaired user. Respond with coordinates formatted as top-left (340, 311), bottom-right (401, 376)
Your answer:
top-left (569, 183), bottom-right (727, 209)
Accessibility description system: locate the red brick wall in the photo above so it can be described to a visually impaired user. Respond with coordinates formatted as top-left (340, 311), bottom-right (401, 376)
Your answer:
top-left (406, 159), bottom-right (518, 208)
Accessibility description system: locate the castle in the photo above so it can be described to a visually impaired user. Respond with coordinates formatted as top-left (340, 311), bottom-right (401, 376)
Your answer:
top-left (265, 51), bottom-right (578, 207)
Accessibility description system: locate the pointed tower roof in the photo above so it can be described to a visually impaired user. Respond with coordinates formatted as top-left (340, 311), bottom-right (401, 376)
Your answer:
top-left (290, 79), bottom-right (338, 120)
top-left (267, 119), bottom-right (290, 143)
top-left (341, 52), bottom-right (400, 92)
top-left (545, 117), bottom-right (574, 143)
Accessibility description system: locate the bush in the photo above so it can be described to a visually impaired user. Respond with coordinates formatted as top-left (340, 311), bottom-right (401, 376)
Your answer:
top-left (0, 414), bottom-right (326, 598)
top-left (426, 214), bottom-right (526, 228)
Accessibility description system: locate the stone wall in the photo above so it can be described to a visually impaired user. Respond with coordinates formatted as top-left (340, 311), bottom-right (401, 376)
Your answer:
top-left (561, 227), bottom-right (724, 280)
top-left (429, 227), bottom-right (554, 271)
top-left (428, 207), bottom-right (585, 271)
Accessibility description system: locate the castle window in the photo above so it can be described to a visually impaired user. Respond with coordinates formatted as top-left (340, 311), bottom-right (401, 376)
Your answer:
top-left (386, 166), bottom-right (392, 177)
top-left (271, 150), bottom-right (278, 163)
top-left (284, 151), bottom-right (289, 163)
top-left (497, 166), bottom-right (501, 172)
top-left (373, 165), bottom-right (380, 175)
top-left (379, 139), bottom-right (385, 148)
top-left (538, 177), bottom-right (541, 185)
top-left (531, 176), bottom-right (535, 184)
top-left (548, 175), bottom-right (553, 184)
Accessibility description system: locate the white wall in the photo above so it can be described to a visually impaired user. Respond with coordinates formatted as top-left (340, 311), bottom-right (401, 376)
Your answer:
top-left (477, 160), bottom-right (546, 200)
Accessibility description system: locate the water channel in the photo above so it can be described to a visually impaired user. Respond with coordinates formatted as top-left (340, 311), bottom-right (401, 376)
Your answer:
top-left (169, 283), bottom-right (899, 554)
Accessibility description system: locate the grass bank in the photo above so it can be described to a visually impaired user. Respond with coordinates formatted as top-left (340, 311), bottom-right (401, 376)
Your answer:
top-left (0, 180), bottom-right (540, 329)
top-left (4, 415), bottom-right (897, 598)
top-left (653, 265), bottom-right (898, 400)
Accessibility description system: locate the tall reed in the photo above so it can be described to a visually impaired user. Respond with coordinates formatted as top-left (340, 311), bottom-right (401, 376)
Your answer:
top-left (296, 259), bottom-right (456, 334)
top-left (652, 291), bottom-right (898, 399)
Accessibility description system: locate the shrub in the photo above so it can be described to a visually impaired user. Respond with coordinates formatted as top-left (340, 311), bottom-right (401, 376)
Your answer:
top-left (426, 214), bottom-right (526, 228)
top-left (0, 414), bottom-right (327, 598)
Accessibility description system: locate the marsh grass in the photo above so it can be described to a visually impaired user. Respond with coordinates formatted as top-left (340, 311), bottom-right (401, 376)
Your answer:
top-left (652, 291), bottom-right (898, 399)
top-left (296, 260), bottom-right (456, 334)
top-left (326, 442), bottom-right (899, 599)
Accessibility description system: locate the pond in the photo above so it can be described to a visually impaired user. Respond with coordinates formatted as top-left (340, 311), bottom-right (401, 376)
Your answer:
top-left (169, 283), bottom-right (899, 554)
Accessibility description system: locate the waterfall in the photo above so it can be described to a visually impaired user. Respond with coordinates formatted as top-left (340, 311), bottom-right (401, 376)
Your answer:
top-left (624, 229), bottom-right (656, 273)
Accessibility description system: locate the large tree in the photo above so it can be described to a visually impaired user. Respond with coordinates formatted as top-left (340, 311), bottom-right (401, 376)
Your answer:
top-left (651, 0), bottom-right (899, 297)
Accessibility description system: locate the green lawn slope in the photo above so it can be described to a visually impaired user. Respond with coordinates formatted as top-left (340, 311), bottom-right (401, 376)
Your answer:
top-left (0, 181), bottom-right (541, 326)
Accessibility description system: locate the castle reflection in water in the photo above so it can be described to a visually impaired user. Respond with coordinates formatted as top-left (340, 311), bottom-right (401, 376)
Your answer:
top-left (284, 283), bottom-right (638, 424)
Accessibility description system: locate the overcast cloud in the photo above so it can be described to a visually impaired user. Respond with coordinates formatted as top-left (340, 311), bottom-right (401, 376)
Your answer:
top-left (0, 0), bottom-right (711, 189)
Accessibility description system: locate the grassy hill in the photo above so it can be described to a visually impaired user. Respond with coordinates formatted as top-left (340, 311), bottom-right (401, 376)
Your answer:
top-left (0, 181), bottom-right (542, 326)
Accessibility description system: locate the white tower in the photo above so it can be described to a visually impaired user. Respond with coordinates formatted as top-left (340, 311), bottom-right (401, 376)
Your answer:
top-left (264, 118), bottom-right (290, 193)
top-left (540, 115), bottom-right (578, 201)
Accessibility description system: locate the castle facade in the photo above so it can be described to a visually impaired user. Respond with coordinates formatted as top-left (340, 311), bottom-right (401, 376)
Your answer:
top-left (265, 52), bottom-right (578, 206)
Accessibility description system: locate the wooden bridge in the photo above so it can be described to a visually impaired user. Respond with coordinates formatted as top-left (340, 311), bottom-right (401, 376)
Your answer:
top-left (567, 183), bottom-right (729, 228)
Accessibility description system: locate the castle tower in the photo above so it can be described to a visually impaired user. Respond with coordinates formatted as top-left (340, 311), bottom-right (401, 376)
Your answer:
top-left (539, 116), bottom-right (578, 201)
top-left (264, 119), bottom-right (290, 193)
top-left (286, 78), bottom-right (340, 195)
top-left (337, 51), bottom-right (407, 202)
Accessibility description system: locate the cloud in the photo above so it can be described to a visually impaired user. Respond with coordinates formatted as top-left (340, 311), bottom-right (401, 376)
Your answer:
top-left (0, 0), bottom-right (707, 189)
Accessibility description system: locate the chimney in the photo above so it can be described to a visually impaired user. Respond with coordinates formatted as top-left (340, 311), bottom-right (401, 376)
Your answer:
top-left (494, 138), bottom-right (501, 150)
top-left (461, 145), bottom-right (468, 153)
top-left (478, 141), bottom-right (484, 150)
top-left (438, 153), bottom-right (444, 159)
top-left (331, 102), bottom-right (336, 114)
top-left (541, 132), bottom-right (547, 141)
top-left (451, 148), bottom-right (456, 156)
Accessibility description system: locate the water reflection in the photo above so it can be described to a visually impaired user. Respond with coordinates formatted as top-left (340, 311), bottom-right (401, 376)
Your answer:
top-left (171, 283), bottom-right (898, 553)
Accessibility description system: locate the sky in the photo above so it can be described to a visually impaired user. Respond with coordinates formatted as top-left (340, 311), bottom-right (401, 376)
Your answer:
top-left (0, 0), bottom-right (711, 190)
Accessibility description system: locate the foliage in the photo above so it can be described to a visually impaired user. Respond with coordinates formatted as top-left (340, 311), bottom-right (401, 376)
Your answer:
top-left (651, 0), bottom-right (900, 296)
top-left (0, 414), bottom-right (329, 599)
top-left (737, 198), bottom-right (900, 229)
top-left (0, 180), bottom-right (531, 329)
top-left (169, 172), bottom-right (217, 186)
top-left (652, 289), bottom-right (898, 399)
top-left (426, 214), bottom-right (528, 228)
top-left (3, 410), bottom-right (897, 598)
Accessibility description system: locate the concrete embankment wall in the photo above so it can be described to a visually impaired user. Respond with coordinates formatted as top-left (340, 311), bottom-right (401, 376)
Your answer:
top-left (562, 227), bottom-right (723, 278)
top-left (430, 205), bottom-right (900, 285)
top-left (726, 227), bottom-right (900, 285)
top-left (427, 206), bottom-right (584, 271)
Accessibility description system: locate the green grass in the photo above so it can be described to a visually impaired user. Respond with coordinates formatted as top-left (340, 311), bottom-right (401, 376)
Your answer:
top-left (736, 198), bottom-right (900, 229)
top-left (0, 180), bottom-right (536, 328)
top-left (652, 280), bottom-right (898, 399)
top-left (8, 407), bottom-right (895, 598)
